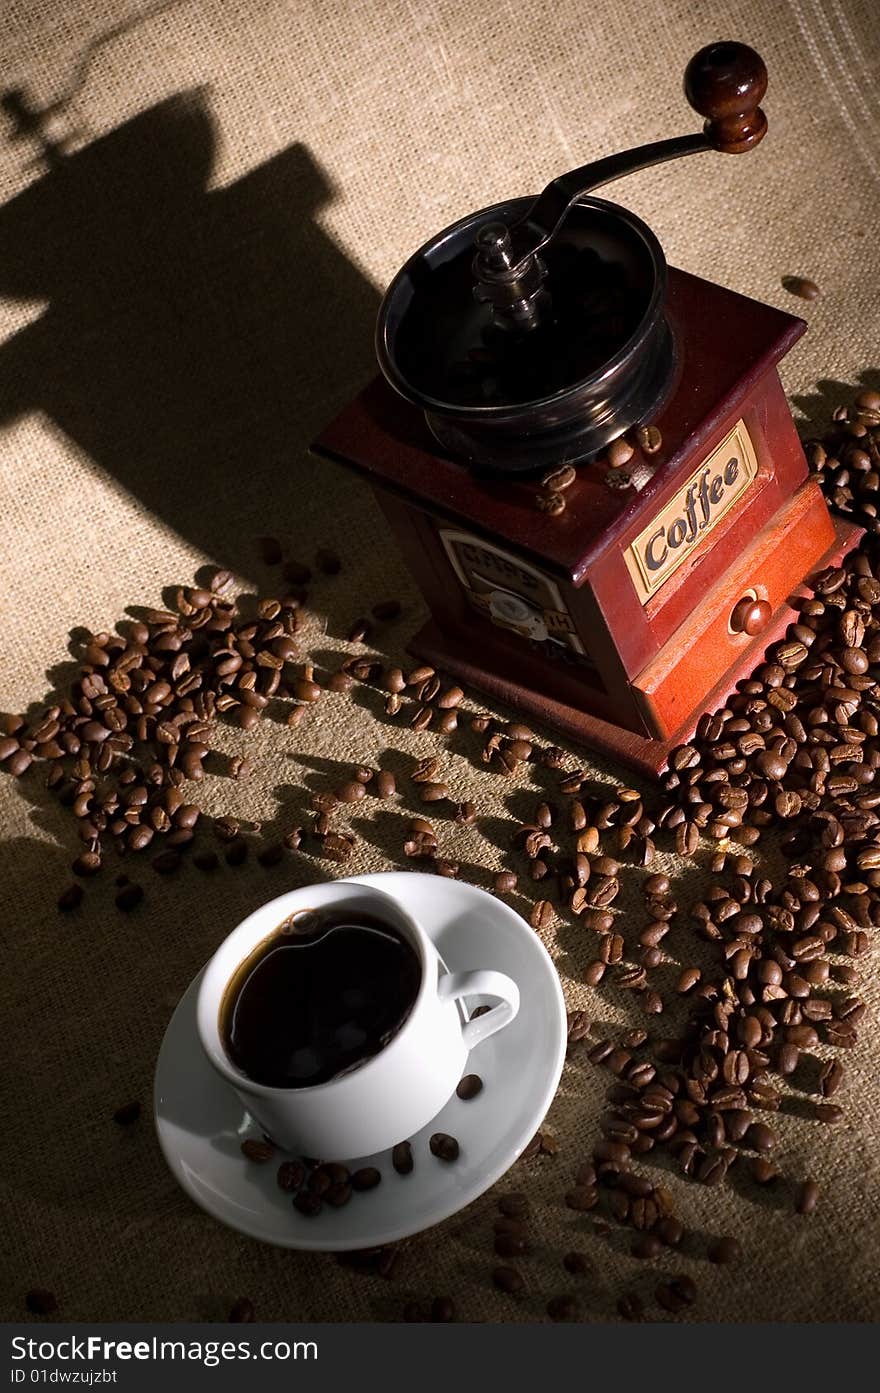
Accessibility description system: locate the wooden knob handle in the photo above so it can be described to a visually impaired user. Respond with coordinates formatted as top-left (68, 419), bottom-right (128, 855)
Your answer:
top-left (731, 596), bottom-right (771, 636)
top-left (684, 42), bottom-right (768, 153)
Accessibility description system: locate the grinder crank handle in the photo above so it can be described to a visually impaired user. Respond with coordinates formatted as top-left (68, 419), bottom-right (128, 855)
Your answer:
top-left (479, 42), bottom-right (767, 283)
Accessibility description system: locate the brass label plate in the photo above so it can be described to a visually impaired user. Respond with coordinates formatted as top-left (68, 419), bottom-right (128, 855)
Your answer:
top-left (624, 421), bottom-right (759, 604)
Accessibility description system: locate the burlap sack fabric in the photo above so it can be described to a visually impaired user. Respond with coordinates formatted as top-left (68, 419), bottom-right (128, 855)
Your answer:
top-left (1, 0), bottom-right (878, 1323)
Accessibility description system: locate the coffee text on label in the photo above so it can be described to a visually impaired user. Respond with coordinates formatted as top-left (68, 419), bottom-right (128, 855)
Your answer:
top-left (624, 421), bottom-right (758, 603)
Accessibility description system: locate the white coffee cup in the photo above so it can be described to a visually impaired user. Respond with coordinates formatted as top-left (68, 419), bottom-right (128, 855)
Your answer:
top-left (196, 879), bottom-right (520, 1158)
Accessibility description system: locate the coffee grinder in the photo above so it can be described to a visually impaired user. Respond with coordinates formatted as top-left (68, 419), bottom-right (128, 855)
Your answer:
top-left (313, 42), bottom-right (859, 776)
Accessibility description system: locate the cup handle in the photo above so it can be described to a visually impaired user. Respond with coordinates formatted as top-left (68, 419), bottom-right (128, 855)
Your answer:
top-left (437, 969), bottom-right (520, 1049)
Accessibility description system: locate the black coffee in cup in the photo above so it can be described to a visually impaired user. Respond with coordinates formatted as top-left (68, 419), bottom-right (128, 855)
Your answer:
top-left (219, 909), bottom-right (421, 1088)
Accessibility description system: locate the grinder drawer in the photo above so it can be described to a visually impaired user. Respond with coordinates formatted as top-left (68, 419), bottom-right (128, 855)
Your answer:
top-left (633, 479), bottom-right (835, 738)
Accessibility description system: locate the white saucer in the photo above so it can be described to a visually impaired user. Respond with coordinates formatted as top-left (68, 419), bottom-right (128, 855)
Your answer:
top-left (153, 871), bottom-right (566, 1250)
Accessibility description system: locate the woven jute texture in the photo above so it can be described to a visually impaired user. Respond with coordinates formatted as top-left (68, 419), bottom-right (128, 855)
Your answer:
top-left (1, 0), bottom-right (879, 1323)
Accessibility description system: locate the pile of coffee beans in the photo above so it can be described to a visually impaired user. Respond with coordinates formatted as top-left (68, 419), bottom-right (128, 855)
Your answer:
top-left (1, 546), bottom-right (423, 902)
top-left (0, 567), bottom-right (318, 906)
top-left (805, 389), bottom-right (880, 533)
top-left (9, 392), bottom-right (878, 1323)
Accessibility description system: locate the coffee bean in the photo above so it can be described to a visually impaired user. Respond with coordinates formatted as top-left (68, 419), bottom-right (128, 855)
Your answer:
top-left (437, 685), bottom-right (464, 709)
top-left (606, 437), bottom-right (634, 468)
top-left (321, 832), bottom-right (355, 862)
top-left (566, 1011), bottom-right (591, 1046)
top-left (819, 1059), bottom-right (844, 1097)
top-left (774, 1047), bottom-right (796, 1075)
top-left (541, 463), bottom-right (577, 492)
top-left (115, 883), bottom-right (143, 911)
top-left (336, 779), bottom-right (366, 804)
top-left (293, 1191), bottom-right (322, 1216)
top-left (307, 1167), bottom-right (333, 1196)
top-left (491, 1216), bottom-right (525, 1237)
top-left (429, 1296), bottom-right (455, 1322)
top-left (72, 850), bottom-right (101, 877)
top-left (530, 900), bottom-right (554, 930)
top-left (224, 837), bottom-right (249, 866)
top-left (632, 1233), bottom-right (663, 1260)
top-left (659, 1274), bottom-right (698, 1311)
top-left (708, 1235), bottom-right (742, 1264)
top-left (814, 1103), bottom-right (844, 1124)
top-left (229, 1297), bottom-right (256, 1322)
top-left (254, 535), bottom-right (284, 567)
top-left (782, 275), bottom-right (820, 300)
top-left (456, 1074), bottom-right (483, 1100)
top-left (420, 781), bottom-right (449, 803)
top-left (0, 735), bottom-right (20, 762)
top-left (565, 1185), bottom-right (599, 1212)
top-left (429, 1132), bottom-right (459, 1162)
top-left (239, 1138), bottom-right (274, 1163)
top-left (547, 1294), bottom-right (578, 1321)
top-left (796, 1179), bottom-right (820, 1214)
top-left (536, 490), bottom-right (566, 514)
top-left (498, 1192), bottom-right (529, 1218)
top-left (351, 1167), bottom-right (382, 1191)
top-left (495, 1231), bottom-right (530, 1257)
top-left (57, 883), bottom-right (84, 912)
top-left (112, 1100), bottom-right (140, 1125)
top-left (315, 547), bottom-right (341, 574)
top-left (324, 1182), bottom-right (353, 1207)
top-left (392, 1142), bottom-right (414, 1175)
top-left (151, 849), bottom-right (181, 875)
top-left (597, 933), bottom-right (623, 965)
top-left (493, 1266), bottom-right (525, 1295)
top-left (677, 967), bottom-right (701, 993)
top-left (635, 424), bottom-right (663, 454)
top-left (656, 1217), bottom-right (684, 1248)
top-left (277, 1161), bottom-right (306, 1191)
top-left (745, 1122), bottom-right (776, 1152)
top-left (375, 770), bottom-right (396, 799)
top-left (25, 1289), bottom-right (58, 1315)
top-left (784, 1024), bottom-right (819, 1049)
top-left (617, 1292), bottom-right (643, 1320)
top-left (372, 599), bottom-right (402, 621)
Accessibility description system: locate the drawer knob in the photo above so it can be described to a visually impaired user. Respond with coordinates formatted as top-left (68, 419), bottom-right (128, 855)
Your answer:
top-left (731, 596), bottom-right (771, 636)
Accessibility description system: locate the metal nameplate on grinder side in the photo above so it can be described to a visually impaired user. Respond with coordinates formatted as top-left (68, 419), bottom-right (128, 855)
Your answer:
top-left (624, 421), bottom-right (759, 604)
top-left (438, 529), bottom-right (588, 661)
